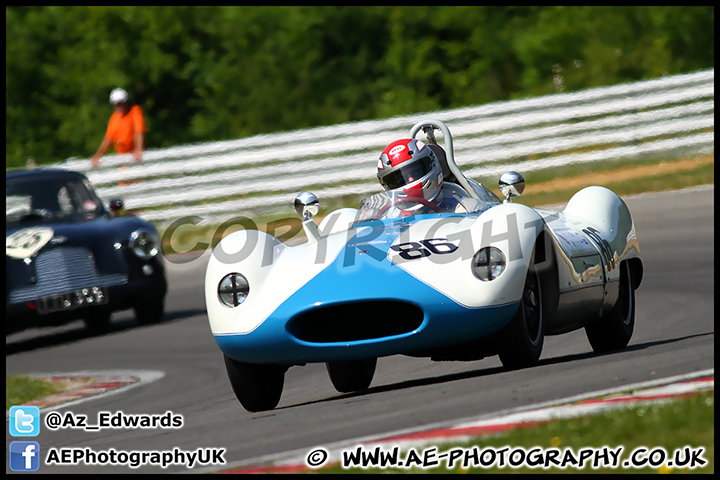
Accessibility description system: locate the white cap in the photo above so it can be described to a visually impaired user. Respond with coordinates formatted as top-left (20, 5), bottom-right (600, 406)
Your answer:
top-left (109, 88), bottom-right (129, 105)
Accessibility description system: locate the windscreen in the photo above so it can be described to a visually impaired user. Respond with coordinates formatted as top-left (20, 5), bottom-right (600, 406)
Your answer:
top-left (6, 175), bottom-right (103, 223)
top-left (353, 185), bottom-right (492, 225)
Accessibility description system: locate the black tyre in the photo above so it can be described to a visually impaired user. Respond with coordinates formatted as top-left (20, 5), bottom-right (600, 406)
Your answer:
top-left (134, 297), bottom-right (165, 325)
top-left (497, 261), bottom-right (544, 370)
top-left (224, 354), bottom-right (286, 412)
top-left (585, 261), bottom-right (635, 353)
top-left (326, 358), bottom-right (377, 393)
top-left (83, 308), bottom-right (112, 333)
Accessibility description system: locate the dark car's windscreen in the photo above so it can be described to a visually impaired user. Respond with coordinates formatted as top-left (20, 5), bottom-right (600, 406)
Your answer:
top-left (6, 175), bottom-right (104, 223)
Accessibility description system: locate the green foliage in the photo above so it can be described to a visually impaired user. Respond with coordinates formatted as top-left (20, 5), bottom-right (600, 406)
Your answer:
top-left (6, 6), bottom-right (714, 168)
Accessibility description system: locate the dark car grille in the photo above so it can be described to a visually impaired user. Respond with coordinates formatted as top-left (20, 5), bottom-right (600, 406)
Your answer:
top-left (8, 247), bottom-right (127, 304)
top-left (287, 301), bottom-right (424, 343)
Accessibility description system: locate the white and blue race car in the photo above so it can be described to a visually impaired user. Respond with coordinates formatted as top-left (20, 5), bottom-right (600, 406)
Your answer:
top-left (205, 119), bottom-right (643, 412)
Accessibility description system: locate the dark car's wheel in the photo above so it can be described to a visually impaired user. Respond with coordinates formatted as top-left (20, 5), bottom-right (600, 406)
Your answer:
top-left (83, 309), bottom-right (112, 333)
top-left (497, 261), bottom-right (544, 370)
top-left (224, 354), bottom-right (286, 412)
top-left (326, 358), bottom-right (377, 393)
top-left (585, 261), bottom-right (635, 353)
top-left (134, 297), bottom-right (165, 325)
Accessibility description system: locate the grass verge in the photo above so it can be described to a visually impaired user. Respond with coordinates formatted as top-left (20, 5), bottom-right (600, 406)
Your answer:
top-left (498, 154), bottom-right (714, 208)
top-left (5, 376), bottom-right (65, 411)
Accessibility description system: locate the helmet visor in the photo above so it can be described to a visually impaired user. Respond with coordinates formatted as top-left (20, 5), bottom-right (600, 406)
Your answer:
top-left (380, 156), bottom-right (433, 190)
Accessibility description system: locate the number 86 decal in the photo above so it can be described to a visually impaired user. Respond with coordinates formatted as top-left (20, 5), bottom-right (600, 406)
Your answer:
top-left (390, 238), bottom-right (458, 260)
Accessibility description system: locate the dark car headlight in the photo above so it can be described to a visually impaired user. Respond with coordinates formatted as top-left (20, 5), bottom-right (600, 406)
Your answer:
top-left (472, 247), bottom-right (506, 281)
top-left (129, 229), bottom-right (159, 260)
top-left (218, 273), bottom-right (249, 307)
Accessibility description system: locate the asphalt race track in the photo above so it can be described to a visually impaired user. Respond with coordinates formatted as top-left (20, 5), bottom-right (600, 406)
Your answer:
top-left (6, 185), bottom-right (714, 473)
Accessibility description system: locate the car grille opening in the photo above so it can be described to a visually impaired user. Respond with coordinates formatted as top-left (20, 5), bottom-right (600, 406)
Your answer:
top-left (287, 301), bottom-right (424, 343)
top-left (8, 247), bottom-right (127, 304)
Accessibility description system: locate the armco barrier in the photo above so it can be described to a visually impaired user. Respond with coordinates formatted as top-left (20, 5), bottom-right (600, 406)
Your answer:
top-left (61, 69), bottom-right (713, 227)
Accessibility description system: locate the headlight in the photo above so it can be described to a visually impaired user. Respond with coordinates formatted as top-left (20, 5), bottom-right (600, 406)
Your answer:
top-left (129, 229), bottom-right (159, 260)
top-left (472, 247), bottom-right (506, 281)
top-left (218, 273), bottom-right (249, 307)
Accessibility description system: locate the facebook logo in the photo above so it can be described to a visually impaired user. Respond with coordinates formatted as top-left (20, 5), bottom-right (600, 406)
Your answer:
top-left (9, 441), bottom-right (41, 472)
top-left (9, 405), bottom-right (40, 437)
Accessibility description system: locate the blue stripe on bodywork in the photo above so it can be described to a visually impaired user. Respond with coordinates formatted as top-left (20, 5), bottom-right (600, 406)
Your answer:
top-left (215, 216), bottom-right (519, 364)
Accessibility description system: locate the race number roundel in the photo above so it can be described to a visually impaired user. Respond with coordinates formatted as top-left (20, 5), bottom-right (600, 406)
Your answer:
top-left (6, 227), bottom-right (54, 260)
top-left (388, 145), bottom-right (405, 156)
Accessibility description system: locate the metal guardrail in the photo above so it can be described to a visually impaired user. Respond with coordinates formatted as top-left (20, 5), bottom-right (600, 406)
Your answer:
top-left (63, 69), bottom-right (714, 227)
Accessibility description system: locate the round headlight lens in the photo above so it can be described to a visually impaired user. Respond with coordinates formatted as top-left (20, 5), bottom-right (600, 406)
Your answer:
top-left (129, 229), bottom-right (159, 260)
top-left (472, 247), bottom-right (506, 281)
top-left (218, 273), bottom-right (249, 307)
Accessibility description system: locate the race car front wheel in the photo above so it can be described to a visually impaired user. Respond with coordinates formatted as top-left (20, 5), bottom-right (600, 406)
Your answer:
top-left (224, 354), bottom-right (287, 412)
top-left (497, 260), bottom-right (544, 370)
top-left (585, 260), bottom-right (635, 353)
top-left (326, 358), bottom-right (377, 393)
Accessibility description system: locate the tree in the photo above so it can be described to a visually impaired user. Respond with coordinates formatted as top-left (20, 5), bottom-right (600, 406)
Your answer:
top-left (5, 6), bottom-right (714, 169)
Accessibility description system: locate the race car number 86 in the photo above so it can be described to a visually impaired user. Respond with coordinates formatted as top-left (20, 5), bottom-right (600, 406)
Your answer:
top-left (390, 238), bottom-right (458, 260)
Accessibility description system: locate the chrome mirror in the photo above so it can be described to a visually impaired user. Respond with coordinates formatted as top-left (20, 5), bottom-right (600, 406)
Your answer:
top-left (294, 192), bottom-right (319, 221)
top-left (499, 171), bottom-right (525, 203)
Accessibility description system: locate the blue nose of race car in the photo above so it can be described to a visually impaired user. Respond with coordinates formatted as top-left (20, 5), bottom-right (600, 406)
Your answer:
top-left (214, 221), bottom-right (518, 364)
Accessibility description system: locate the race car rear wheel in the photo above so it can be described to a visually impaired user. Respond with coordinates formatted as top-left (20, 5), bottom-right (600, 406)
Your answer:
top-left (497, 260), bottom-right (544, 370)
top-left (585, 260), bottom-right (635, 352)
top-left (224, 354), bottom-right (287, 412)
top-left (326, 358), bottom-right (377, 393)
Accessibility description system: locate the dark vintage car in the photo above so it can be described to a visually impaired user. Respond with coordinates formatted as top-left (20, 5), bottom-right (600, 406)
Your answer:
top-left (6, 168), bottom-right (167, 334)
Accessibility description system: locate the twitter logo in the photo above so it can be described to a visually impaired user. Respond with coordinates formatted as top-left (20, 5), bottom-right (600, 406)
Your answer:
top-left (9, 406), bottom-right (41, 437)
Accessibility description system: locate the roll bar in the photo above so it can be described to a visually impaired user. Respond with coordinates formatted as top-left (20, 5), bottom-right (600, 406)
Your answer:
top-left (409, 119), bottom-right (480, 200)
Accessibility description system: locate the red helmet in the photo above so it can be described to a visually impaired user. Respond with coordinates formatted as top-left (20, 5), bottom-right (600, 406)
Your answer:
top-left (377, 138), bottom-right (443, 202)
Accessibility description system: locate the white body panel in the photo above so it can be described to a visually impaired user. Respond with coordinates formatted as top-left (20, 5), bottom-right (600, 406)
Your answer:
top-left (206, 184), bottom-right (641, 338)
top-left (206, 228), bottom-right (347, 335)
top-left (389, 203), bottom-right (545, 308)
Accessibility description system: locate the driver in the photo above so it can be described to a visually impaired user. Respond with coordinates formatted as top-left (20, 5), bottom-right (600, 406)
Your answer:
top-left (377, 138), bottom-right (462, 214)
